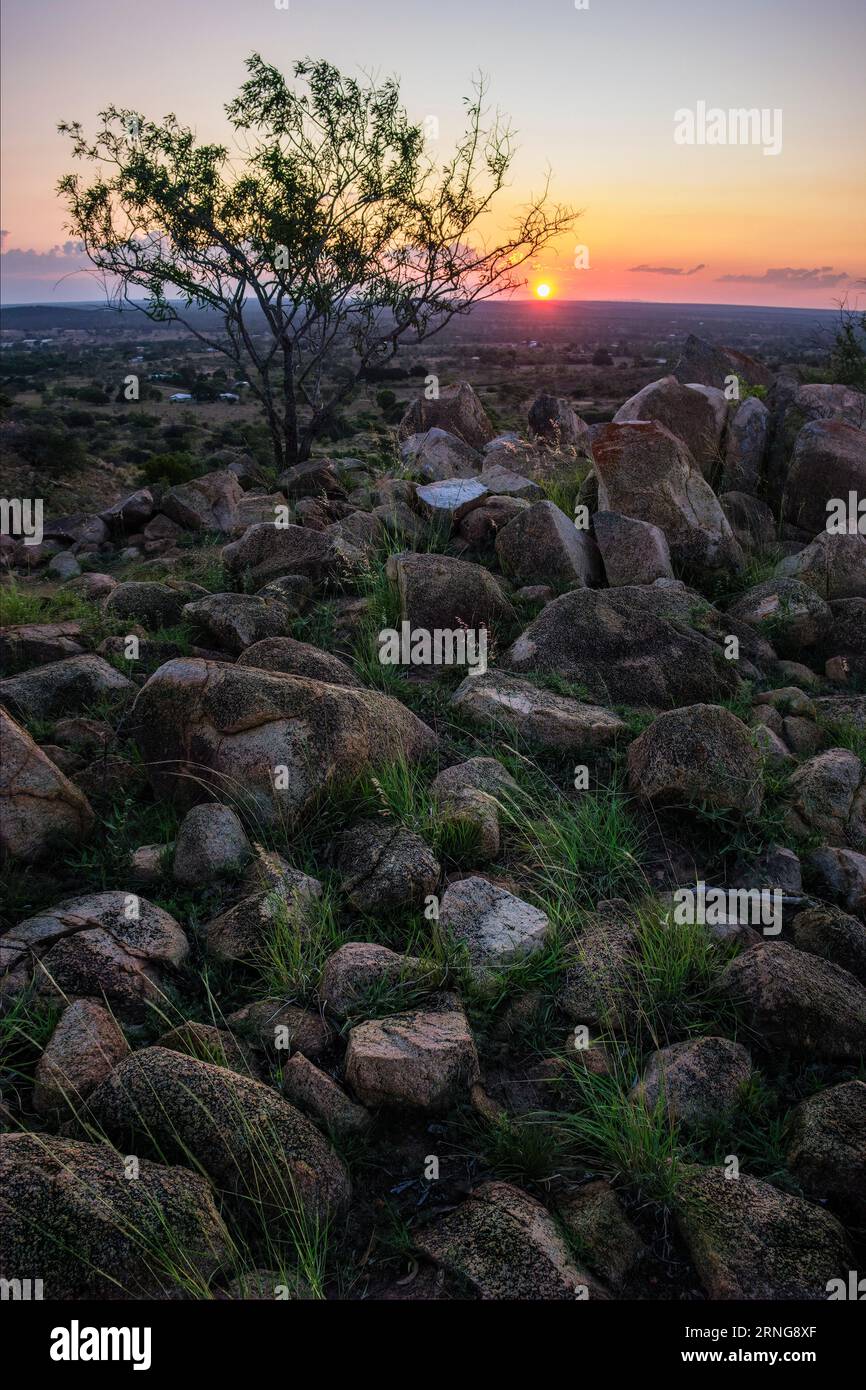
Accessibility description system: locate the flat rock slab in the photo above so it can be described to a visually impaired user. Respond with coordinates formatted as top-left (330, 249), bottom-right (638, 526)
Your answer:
top-left (451, 670), bottom-right (625, 753)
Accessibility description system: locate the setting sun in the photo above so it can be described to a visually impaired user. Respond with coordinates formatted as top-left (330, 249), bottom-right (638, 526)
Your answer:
top-left (535, 282), bottom-right (552, 299)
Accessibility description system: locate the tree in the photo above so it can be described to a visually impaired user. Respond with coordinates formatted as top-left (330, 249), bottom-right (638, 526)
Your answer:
top-left (59, 54), bottom-right (575, 470)
top-left (829, 300), bottom-right (866, 392)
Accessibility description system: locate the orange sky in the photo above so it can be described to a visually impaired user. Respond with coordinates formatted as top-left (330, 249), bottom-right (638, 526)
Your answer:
top-left (2, 0), bottom-right (864, 308)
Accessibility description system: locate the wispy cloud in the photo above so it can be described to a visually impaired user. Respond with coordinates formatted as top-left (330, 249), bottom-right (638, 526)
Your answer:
top-left (717, 266), bottom-right (853, 287)
top-left (629, 263), bottom-right (706, 276)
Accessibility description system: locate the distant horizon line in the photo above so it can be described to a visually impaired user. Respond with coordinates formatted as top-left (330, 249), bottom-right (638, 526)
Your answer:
top-left (0, 296), bottom-right (842, 317)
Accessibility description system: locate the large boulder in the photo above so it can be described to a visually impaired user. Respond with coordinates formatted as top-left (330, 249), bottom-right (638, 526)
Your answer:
top-left (528, 393), bottom-right (593, 453)
top-left (674, 1164), bottom-right (850, 1300)
top-left (2, 891), bottom-right (190, 1019)
top-left (387, 551), bottom-right (514, 633)
top-left (414, 1181), bottom-right (608, 1300)
top-left (33, 998), bottom-right (128, 1116)
top-left (727, 578), bottom-right (832, 657)
top-left (439, 875), bottom-right (550, 982)
top-left (593, 511), bottom-right (673, 586)
top-left (632, 1037), bottom-right (752, 1127)
top-left (504, 587), bottom-right (741, 707)
top-left (785, 748), bottom-right (866, 851)
top-left (592, 420), bottom-right (743, 576)
top-left (721, 395), bottom-right (770, 492)
top-left (132, 658), bottom-right (437, 828)
top-left (0, 621), bottom-right (86, 666)
top-left (399, 428), bottom-right (481, 482)
top-left (0, 654), bottom-right (133, 720)
top-left (782, 420), bottom-right (866, 534)
top-left (345, 1002), bottom-right (479, 1110)
top-left (160, 469), bottom-right (243, 533)
top-left (221, 523), bottom-right (340, 590)
top-left (495, 500), bottom-right (602, 587)
top-left (791, 902), bottom-right (866, 983)
top-left (0, 1132), bottom-right (231, 1299)
top-left (451, 670), bottom-right (625, 754)
top-left (776, 531), bottom-right (866, 601)
top-left (237, 637), bottom-right (361, 687)
top-left (86, 1046), bottom-right (350, 1222)
top-left (628, 704), bottom-right (762, 816)
top-left (397, 382), bottom-right (495, 451)
top-left (786, 1080), bottom-right (866, 1223)
top-left (182, 593), bottom-right (294, 655)
top-left (613, 375), bottom-right (726, 474)
top-left (718, 941), bottom-right (866, 1058)
top-left (102, 581), bottom-right (196, 630)
top-left (671, 334), bottom-right (774, 391)
top-left (0, 708), bottom-right (94, 862)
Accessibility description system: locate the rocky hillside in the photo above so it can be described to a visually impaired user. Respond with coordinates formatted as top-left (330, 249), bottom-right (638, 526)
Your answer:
top-left (1, 339), bottom-right (865, 1302)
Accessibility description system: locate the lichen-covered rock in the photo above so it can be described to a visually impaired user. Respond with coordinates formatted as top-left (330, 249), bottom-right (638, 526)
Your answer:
top-left (786, 1080), bottom-right (866, 1223)
top-left (593, 511), bottom-right (673, 587)
top-left (0, 708), bottom-right (94, 862)
top-left (86, 1046), bottom-right (350, 1221)
top-left (430, 757), bottom-right (519, 862)
top-left (495, 500), bottom-right (602, 587)
top-left (160, 468), bottom-right (243, 533)
top-left (0, 1132), bottom-right (231, 1299)
top-left (776, 531), bottom-right (866, 601)
top-left (221, 522), bottom-right (341, 590)
top-left (334, 820), bottom-right (439, 913)
top-left (387, 550), bottom-right (514, 634)
top-left (786, 748), bottom-right (866, 850)
top-left (628, 704), bottom-right (763, 817)
top-left (782, 420), bottom-right (866, 534)
top-left (504, 586), bottom-right (741, 707)
top-left (727, 578), bottom-right (832, 657)
top-left (451, 670), bottom-right (625, 754)
top-left (632, 1037), bottom-right (752, 1126)
top-left (613, 375), bottom-right (726, 475)
top-left (721, 395), bottom-right (770, 492)
top-left (238, 637), bottom-right (361, 687)
top-left (102, 581), bottom-right (196, 630)
top-left (182, 593), bottom-right (294, 655)
top-left (345, 1003), bottom-right (478, 1110)
top-left (674, 1164), bottom-right (851, 1300)
top-left (414, 1181), bottom-right (609, 1300)
top-left (591, 420), bottom-right (744, 576)
top-left (319, 942), bottom-right (433, 1019)
top-left (719, 941), bottom-right (866, 1058)
top-left (0, 654), bottom-right (133, 720)
top-left (204, 872), bottom-right (321, 964)
top-left (791, 902), bottom-right (866, 983)
top-left (281, 1052), bottom-right (371, 1139)
top-left (397, 381), bottom-right (495, 452)
top-left (557, 909), bottom-right (640, 1029)
top-left (3, 891), bottom-right (189, 1019)
top-left (172, 803), bottom-right (252, 885)
top-left (555, 1181), bottom-right (647, 1293)
top-left (132, 658), bottom-right (437, 828)
top-left (33, 999), bottom-right (129, 1116)
top-left (439, 876), bottom-right (549, 981)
